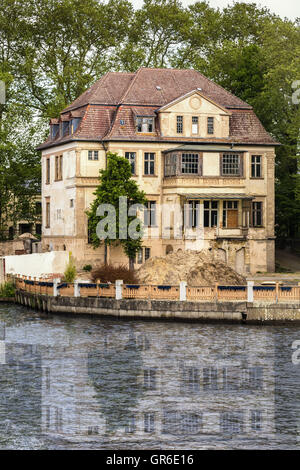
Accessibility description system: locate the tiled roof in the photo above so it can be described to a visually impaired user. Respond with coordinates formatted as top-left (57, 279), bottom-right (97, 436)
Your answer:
top-left (229, 109), bottom-right (276, 144)
top-left (119, 68), bottom-right (251, 109)
top-left (131, 106), bottom-right (157, 116)
top-left (38, 68), bottom-right (279, 150)
top-left (62, 72), bottom-right (135, 111)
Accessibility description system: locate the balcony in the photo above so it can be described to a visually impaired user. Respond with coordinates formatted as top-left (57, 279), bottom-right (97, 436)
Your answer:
top-left (163, 176), bottom-right (245, 189)
top-left (215, 227), bottom-right (249, 240)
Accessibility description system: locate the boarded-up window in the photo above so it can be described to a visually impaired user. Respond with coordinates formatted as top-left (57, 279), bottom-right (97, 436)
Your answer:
top-left (192, 116), bottom-right (199, 134)
top-left (46, 158), bottom-right (50, 184)
top-left (164, 153), bottom-right (177, 176)
top-left (55, 155), bottom-right (63, 180)
top-left (45, 199), bottom-right (50, 228)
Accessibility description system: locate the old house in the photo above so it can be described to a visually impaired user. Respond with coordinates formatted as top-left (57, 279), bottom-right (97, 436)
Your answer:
top-left (37, 68), bottom-right (278, 274)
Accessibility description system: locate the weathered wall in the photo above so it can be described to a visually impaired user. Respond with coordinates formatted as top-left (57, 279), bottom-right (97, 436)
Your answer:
top-left (0, 239), bottom-right (25, 257)
top-left (159, 91), bottom-right (230, 138)
top-left (3, 251), bottom-right (69, 277)
top-left (40, 103), bottom-right (276, 275)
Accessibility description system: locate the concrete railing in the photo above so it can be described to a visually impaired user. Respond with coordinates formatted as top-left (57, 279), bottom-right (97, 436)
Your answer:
top-left (13, 275), bottom-right (300, 303)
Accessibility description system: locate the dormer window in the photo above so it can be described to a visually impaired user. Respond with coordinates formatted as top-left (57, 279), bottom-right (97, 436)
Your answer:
top-left (51, 124), bottom-right (59, 139)
top-left (71, 118), bottom-right (81, 133)
top-left (62, 121), bottom-right (70, 136)
top-left (136, 117), bottom-right (154, 133)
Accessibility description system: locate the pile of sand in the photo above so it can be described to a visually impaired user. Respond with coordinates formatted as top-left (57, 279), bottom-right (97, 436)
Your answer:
top-left (137, 250), bottom-right (246, 286)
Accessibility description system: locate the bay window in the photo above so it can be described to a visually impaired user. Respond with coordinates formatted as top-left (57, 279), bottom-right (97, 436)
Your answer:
top-left (221, 153), bottom-right (243, 176)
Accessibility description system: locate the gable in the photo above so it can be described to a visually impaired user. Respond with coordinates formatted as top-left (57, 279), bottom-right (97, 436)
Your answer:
top-left (158, 90), bottom-right (231, 116)
top-left (158, 91), bottom-right (231, 139)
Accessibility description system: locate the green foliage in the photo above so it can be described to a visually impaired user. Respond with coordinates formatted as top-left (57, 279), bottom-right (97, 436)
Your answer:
top-left (0, 0), bottom-right (299, 239)
top-left (0, 281), bottom-right (15, 298)
top-left (82, 264), bottom-right (92, 272)
top-left (64, 256), bottom-right (77, 283)
top-left (87, 152), bottom-right (148, 263)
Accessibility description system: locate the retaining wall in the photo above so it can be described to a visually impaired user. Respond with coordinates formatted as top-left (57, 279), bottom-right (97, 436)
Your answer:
top-left (14, 289), bottom-right (300, 324)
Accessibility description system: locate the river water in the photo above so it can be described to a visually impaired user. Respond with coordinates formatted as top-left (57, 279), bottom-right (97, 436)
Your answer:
top-left (0, 302), bottom-right (299, 450)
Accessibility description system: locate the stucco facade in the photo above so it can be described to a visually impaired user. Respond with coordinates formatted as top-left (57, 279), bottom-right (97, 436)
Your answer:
top-left (38, 68), bottom-right (278, 274)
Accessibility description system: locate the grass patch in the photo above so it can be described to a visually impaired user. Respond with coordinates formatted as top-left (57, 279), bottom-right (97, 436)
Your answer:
top-left (0, 281), bottom-right (15, 298)
top-left (63, 256), bottom-right (77, 283)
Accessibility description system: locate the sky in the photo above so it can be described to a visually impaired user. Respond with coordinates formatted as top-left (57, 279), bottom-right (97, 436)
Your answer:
top-left (131, 0), bottom-right (300, 21)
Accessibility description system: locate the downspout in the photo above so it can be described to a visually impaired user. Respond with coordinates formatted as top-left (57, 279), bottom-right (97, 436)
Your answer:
top-left (101, 140), bottom-right (108, 170)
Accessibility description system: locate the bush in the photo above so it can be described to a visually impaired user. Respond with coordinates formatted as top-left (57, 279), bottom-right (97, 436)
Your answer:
top-left (64, 256), bottom-right (77, 283)
top-left (91, 264), bottom-right (138, 284)
top-left (0, 281), bottom-right (15, 298)
top-left (83, 264), bottom-right (92, 272)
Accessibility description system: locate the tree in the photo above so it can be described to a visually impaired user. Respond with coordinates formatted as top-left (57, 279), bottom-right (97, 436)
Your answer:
top-left (0, 0), bottom-right (134, 119)
top-left (173, 3), bottom-right (300, 240)
top-left (86, 152), bottom-right (148, 269)
top-left (0, 100), bottom-right (43, 240)
top-left (123, 0), bottom-right (192, 69)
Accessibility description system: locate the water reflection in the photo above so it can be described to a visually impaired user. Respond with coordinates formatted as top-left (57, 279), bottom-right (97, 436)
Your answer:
top-left (0, 304), bottom-right (299, 449)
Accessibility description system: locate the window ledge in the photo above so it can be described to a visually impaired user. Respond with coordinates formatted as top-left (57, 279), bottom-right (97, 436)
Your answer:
top-left (143, 174), bottom-right (158, 177)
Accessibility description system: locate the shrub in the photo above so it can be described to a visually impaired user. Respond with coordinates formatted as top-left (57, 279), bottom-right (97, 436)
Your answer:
top-left (64, 256), bottom-right (77, 283)
top-left (0, 281), bottom-right (15, 298)
top-left (91, 264), bottom-right (138, 284)
top-left (83, 264), bottom-right (92, 272)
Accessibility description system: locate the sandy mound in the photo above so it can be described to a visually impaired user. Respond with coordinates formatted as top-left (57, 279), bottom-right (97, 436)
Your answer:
top-left (137, 250), bottom-right (246, 286)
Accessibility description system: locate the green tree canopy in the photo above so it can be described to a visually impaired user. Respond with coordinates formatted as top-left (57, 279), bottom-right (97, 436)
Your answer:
top-left (86, 152), bottom-right (148, 267)
top-left (0, 0), bottom-right (299, 241)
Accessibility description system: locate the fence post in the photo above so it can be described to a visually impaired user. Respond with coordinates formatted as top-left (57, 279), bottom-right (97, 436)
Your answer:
top-left (247, 281), bottom-right (254, 303)
top-left (275, 282), bottom-right (279, 303)
top-left (74, 281), bottom-right (80, 298)
top-left (215, 283), bottom-right (218, 302)
top-left (116, 280), bottom-right (123, 300)
top-left (180, 281), bottom-right (187, 301)
top-left (53, 278), bottom-right (60, 297)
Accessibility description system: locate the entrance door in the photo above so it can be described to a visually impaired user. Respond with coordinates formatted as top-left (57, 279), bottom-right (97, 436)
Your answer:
top-left (227, 210), bottom-right (238, 228)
